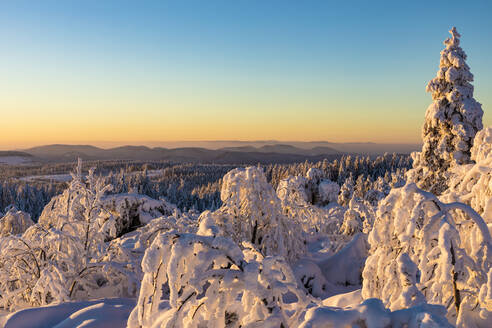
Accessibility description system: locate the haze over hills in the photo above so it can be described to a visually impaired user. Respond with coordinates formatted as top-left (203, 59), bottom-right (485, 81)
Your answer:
top-left (18, 144), bottom-right (342, 164)
top-left (138, 140), bottom-right (421, 154)
top-left (0, 141), bottom-right (422, 165)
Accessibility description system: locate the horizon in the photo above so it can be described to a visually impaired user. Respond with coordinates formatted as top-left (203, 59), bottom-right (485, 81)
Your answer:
top-left (1, 1), bottom-right (492, 147)
top-left (0, 139), bottom-right (423, 152)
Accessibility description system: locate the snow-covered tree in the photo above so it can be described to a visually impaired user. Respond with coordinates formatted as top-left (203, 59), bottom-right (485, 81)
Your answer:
top-left (128, 224), bottom-right (311, 328)
top-left (340, 197), bottom-right (375, 236)
top-left (129, 219), bottom-right (452, 328)
top-left (0, 161), bottom-right (137, 310)
top-left (442, 127), bottom-right (492, 224)
top-left (338, 174), bottom-right (354, 207)
top-left (213, 167), bottom-right (306, 262)
top-left (409, 27), bottom-right (483, 195)
top-left (276, 173), bottom-right (342, 235)
top-left (362, 182), bottom-right (492, 326)
top-left (0, 207), bottom-right (34, 236)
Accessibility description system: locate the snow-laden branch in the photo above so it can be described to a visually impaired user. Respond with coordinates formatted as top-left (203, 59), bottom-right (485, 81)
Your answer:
top-left (407, 183), bottom-right (492, 244)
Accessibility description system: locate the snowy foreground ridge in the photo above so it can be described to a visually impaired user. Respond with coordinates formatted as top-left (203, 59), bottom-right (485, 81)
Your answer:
top-left (1, 27), bottom-right (492, 327)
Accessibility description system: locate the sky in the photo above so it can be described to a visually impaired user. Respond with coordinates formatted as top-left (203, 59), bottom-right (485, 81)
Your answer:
top-left (1, 0), bottom-right (492, 149)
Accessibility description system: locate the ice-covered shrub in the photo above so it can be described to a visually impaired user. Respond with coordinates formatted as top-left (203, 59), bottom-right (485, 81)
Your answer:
top-left (128, 227), bottom-right (310, 328)
top-left (409, 27), bottom-right (483, 195)
top-left (0, 207), bottom-right (34, 236)
top-left (277, 175), bottom-right (310, 206)
top-left (340, 198), bottom-right (375, 235)
top-left (215, 166), bottom-right (306, 262)
top-left (0, 161), bottom-right (137, 310)
top-left (0, 222), bottom-right (141, 311)
top-left (101, 209), bottom-right (199, 287)
top-left (338, 175), bottom-right (354, 207)
top-left (362, 182), bottom-right (492, 325)
top-left (129, 221), bottom-right (452, 328)
top-left (39, 183), bottom-right (175, 239)
top-left (276, 173), bottom-right (342, 235)
top-left (442, 127), bottom-right (492, 224)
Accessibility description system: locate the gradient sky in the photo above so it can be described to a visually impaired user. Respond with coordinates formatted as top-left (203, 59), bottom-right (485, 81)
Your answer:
top-left (1, 0), bottom-right (492, 149)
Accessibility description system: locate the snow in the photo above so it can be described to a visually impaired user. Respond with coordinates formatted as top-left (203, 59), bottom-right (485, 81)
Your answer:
top-left (19, 174), bottom-right (72, 183)
top-left (299, 299), bottom-right (452, 328)
top-left (322, 289), bottom-right (363, 308)
top-left (1, 298), bottom-right (134, 328)
top-left (318, 233), bottom-right (367, 287)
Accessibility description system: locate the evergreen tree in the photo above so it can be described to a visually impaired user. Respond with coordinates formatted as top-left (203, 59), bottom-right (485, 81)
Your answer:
top-left (409, 27), bottom-right (483, 194)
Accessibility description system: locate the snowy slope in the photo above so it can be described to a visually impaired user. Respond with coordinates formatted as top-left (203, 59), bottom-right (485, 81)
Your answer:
top-left (1, 299), bottom-right (134, 328)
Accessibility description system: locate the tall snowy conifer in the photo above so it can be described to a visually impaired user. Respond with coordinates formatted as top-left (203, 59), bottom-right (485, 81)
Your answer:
top-left (410, 27), bottom-right (483, 194)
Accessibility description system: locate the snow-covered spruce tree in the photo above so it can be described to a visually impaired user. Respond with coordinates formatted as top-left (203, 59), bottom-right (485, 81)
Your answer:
top-left (409, 27), bottom-right (483, 195)
top-left (338, 174), bottom-right (354, 207)
top-left (362, 182), bottom-right (492, 326)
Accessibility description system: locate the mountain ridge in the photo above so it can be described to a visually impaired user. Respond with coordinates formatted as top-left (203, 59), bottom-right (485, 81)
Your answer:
top-left (19, 142), bottom-right (420, 164)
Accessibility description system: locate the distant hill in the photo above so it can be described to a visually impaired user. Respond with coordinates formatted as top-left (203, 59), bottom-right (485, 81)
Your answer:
top-left (0, 151), bottom-right (35, 165)
top-left (142, 140), bottom-right (421, 154)
top-left (0, 151), bottom-right (33, 157)
top-left (221, 144), bottom-right (340, 156)
top-left (22, 144), bottom-right (343, 164)
top-left (19, 141), bottom-right (418, 164)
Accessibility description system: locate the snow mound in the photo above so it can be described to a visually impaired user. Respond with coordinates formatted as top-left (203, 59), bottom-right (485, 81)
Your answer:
top-left (299, 299), bottom-right (452, 328)
top-left (318, 233), bottom-right (368, 286)
top-left (2, 298), bottom-right (134, 328)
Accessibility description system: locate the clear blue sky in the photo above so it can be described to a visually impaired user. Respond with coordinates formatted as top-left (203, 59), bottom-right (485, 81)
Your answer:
top-left (1, 0), bottom-right (491, 148)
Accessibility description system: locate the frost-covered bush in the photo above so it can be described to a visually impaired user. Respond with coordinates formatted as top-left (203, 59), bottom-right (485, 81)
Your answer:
top-left (102, 209), bottom-right (199, 286)
top-left (276, 168), bottom-right (339, 208)
top-left (214, 166), bottom-right (306, 262)
top-left (362, 182), bottom-right (492, 326)
top-left (409, 27), bottom-right (483, 195)
top-left (317, 179), bottom-right (340, 205)
top-left (338, 175), bottom-right (354, 207)
top-left (276, 173), bottom-right (343, 235)
top-left (442, 126), bottom-right (492, 224)
top-left (0, 161), bottom-right (137, 310)
top-left (129, 221), bottom-right (452, 328)
top-left (340, 198), bottom-right (375, 235)
top-left (305, 168), bottom-right (340, 206)
top-left (128, 226), bottom-right (310, 328)
top-left (0, 207), bottom-right (34, 236)
top-left (39, 183), bottom-right (176, 239)
top-left (0, 223), bottom-right (138, 310)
